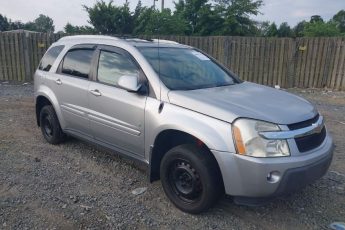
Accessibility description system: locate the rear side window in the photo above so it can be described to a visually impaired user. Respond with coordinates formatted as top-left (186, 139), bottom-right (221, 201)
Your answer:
top-left (39, 45), bottom-right (64, 71)
top-left (97, 50), bottom-right (139, 86)
top-left (61, 49), bottom-right (94, 79)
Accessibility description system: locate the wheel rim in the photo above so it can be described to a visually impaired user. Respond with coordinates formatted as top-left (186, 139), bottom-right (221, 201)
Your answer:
top-left (42, 113), bottom-right (53, 137)
top-left (168, 159), bottom-right (202, 203)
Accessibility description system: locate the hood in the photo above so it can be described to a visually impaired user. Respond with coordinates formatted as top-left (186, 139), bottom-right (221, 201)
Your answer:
top-left (168, 82), bottom-right (317, 124)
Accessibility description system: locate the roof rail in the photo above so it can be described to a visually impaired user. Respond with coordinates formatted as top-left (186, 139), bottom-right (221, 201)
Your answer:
top-left (125, 38), bottom-right (152, 43)
top-left (59, 35), bottom-right (120, 42)
top-left (152, 39), bottom-right (179, 44)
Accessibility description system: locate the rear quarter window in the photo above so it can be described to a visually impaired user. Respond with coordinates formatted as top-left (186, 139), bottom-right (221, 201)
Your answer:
top-left (39, 45), bottom-right (64, 71)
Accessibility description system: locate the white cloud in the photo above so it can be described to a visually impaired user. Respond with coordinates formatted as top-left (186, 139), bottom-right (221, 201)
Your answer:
top-left (292, 10), bottom-right (310, 18)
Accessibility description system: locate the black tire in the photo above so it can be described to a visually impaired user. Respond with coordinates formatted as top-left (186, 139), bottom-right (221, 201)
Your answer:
top-left (160, 144), bottom-right (224, 214)
top-left (39, 105), bottom-right (65, 145)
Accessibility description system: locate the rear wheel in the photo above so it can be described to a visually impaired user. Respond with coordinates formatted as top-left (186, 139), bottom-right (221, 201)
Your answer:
top-left (160, 144), bottom-right (223, 214)
top-left (39, 105), bottom-right (65, 144)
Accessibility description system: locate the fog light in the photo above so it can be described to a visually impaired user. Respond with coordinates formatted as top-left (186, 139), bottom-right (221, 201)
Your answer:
top-left (267, 171), bottom-right (281, 183)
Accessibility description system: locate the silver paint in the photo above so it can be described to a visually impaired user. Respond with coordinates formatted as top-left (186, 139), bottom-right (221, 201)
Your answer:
top-left (34, 35), bottom-right (334, 198)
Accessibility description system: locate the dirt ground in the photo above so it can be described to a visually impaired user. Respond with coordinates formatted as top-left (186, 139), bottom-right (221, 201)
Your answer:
top-left (0, 83), bottom-right (344, 229)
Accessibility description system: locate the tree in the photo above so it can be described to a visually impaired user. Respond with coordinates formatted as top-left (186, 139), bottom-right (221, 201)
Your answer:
top-left (266, 22), bottom-right (278, 36)
top-left (214, 0), bottom-right (263, 36)
top-left (33, 14), bottom-right (55, 32)
top-left (64, 23), bottom-right (95, 34)
top-left (83, 0), bottom-right (263, 36)
top-left (24, 22), bottom-right (37, 31)
top-left (133, 8), bottom-right (187, 35)
top-left (256, 21), bottom-right (270, 36)
top-left (294, 20), bottom-right (307, 37)
top-left (8, 21), bottom-right (25, 30)
top-left (133, 0), bottom-right (143, 24)
top-left (277, 22), bottom-right (293, 37)
top-left (301, 14), bottom-right (342, 37)
top-left (332, 10), bottom-right (345, 33)
top-left (0, 14), bottom-right (55, 32)
top-left (303, 21), bottom-right (341, 37)
top-left (0, 14), bottom-right (10, 31)
top-left (174, 0), bottom-right (209, 34)
top-left (84, 0), bottom-right (133, 34)
top-left (159, 9), bottom-right (188, 35)
top-left (195, 4), bottom-right (224, 35)
top-left (310, 15), bottom-right (323, 23)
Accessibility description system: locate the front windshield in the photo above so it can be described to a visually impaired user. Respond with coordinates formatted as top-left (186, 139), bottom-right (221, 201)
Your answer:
top-left (138, 47), bottom-right (237, 90)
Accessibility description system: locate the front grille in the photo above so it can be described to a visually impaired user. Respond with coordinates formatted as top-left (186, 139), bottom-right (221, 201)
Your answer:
top-left (287, 114), bottom-right (319, 130)
top-left (295, 126), bottom-right (326, 152)
top-left (287, 114), bottom-right (326, 152)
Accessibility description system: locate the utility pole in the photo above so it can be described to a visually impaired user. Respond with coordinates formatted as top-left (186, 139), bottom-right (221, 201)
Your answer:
top-left (161, 0), bottom-right (164, 11)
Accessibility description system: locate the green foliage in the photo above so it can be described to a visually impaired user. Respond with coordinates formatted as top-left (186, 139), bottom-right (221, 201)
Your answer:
top-left (33, 14), bottom-right (55, 32)
top-left (174, 0), bottom-right (224, 35)
top-left (294, 21), bottom-right (307, 37)
top-left (133, 8), bottom-right (187, 35)
top-left (332, 10), bottom-right (345, 33)
top-left (303, 21), bottom-right (341, 37)
top-left (83, 0), bottom-right (261, 36)
top-left (0, 14), bottom-right (10, 31)
top-left (266, 22), bottom-right (278, 37)
top-left (295, 14), bottom-right (342, 37)
top-left (174, 0), bottom-right (210, 35)
top-left (7, 21), bottom-right (24, 30)
top-left (195, 4), bottom-right (224, 35)
top-left (214, 0), bottom-right (263, 35)
top-left (83, 0), bottom-right (133, 34)
top-left (1, 3), bottom-right (344, 37)
top-left (310, 15), bottom-right (324, 23)
top-left (0, 14), bottom-right (54, 32)
top-left (256, 21), bottom-right (269, 36)
top-left (277, 22), bottom-right (293, 37)
top-left (64, 23), bottom-right (95, 34)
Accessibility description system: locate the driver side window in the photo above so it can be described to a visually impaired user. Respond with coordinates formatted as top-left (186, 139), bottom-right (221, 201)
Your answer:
top-left (97, 50), bottom-right (139, 86)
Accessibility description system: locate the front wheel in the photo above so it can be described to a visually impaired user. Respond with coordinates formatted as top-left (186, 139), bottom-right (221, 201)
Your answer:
top-left (160, 144), bottom-right (223, 214)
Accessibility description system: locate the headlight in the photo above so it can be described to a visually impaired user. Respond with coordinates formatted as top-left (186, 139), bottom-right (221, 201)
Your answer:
top-left (232, 119), bottom-right (290, 157)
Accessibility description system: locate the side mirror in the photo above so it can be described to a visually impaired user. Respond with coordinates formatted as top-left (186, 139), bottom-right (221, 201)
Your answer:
top-left (118, 74), bottom-right (141, 92)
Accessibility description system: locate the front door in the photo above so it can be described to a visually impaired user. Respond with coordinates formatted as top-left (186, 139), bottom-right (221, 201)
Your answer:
top-left (88, 46), bottom-right (147, 156)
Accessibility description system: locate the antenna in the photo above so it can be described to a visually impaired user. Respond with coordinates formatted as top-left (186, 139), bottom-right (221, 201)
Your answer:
top-left (158, 35), bottom-right (161, 101)
top-left (153, 0), bottom-right (162, 101)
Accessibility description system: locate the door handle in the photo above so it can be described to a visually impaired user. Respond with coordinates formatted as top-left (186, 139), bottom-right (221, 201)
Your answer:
top-left (55, 79), bottom-right (62, 85)
top-left (90, 89), bottom-right (102, 96)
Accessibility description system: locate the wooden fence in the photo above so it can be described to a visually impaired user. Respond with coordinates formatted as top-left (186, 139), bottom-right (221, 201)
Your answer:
top-left (0, 31), bottom-right (344, 90)
top-left (0, 31), bottom-right (63, 82)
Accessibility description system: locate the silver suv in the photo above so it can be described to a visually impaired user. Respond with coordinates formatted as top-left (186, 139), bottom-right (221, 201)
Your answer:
top-left (34, 35), bottom-right (334, 213)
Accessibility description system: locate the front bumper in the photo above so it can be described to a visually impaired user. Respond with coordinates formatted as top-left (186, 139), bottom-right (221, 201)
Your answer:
top-left (212, 134), bottom-right (334, 200)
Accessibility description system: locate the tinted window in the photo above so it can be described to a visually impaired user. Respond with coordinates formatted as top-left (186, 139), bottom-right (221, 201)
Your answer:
top-left (39, 45), bottom-right (64, 71)
top-left (97, 50), bottom-right (139, 86)
top-left (138, 47), bottom-right (236, 90)
top-left (62, 49), bottom-right (94, 79)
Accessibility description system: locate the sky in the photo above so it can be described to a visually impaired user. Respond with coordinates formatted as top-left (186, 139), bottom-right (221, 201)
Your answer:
top-left (0, 0), bottom-right (344, 31)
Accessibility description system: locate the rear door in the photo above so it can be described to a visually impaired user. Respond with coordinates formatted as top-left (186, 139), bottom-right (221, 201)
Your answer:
top-left (52, 45), bottom-right (97, 138)
top-left (88, 45), bottom-right (147, 156)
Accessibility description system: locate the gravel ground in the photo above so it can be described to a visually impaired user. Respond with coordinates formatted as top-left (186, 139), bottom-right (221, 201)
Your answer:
top-left (0, 83), bottom-right (344, 229)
